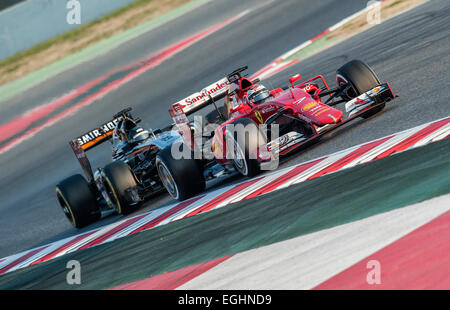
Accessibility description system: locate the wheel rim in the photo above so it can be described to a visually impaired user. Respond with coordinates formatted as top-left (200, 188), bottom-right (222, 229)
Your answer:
top-left (156, 159), bottom-right (179, 199)
top-left (336, 73), bottom-right (357, 98)
top-left (103, 176), bottom-right (122, 213)
top-left (232, 139), bottom-right (248, 176)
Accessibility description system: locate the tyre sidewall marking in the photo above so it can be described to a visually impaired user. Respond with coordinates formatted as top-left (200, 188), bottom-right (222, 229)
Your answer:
top-left (56, 187), bottom-right (77, 228)
top-left (103, 175), bottom-right (122, 214)
top-left (156, 157), bottom-right (180, 200)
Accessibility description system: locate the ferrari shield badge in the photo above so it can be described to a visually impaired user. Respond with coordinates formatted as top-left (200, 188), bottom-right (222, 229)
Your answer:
top-left (255, 110), bottom-right (264, 124)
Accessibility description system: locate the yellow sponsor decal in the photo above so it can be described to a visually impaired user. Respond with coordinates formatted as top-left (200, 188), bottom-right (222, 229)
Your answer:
top-left (255, 110), bottom-right (264, 124)
top-left (315, 107), bottom-right (330, 116)
top-left (302, 101), bottom-right (318, 111)
top-left (212, 136), bottom-right (223, 157)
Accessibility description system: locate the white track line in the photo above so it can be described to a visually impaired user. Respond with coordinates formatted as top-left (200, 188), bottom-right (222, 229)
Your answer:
top-left (178, 193), bottom-right (450, 290)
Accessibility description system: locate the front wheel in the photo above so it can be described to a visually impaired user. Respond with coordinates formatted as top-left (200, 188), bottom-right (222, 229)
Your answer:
top-left (226, 117), bottom-right (267, 178)
top-left (156, 144), bottom-right (206, 201)
top-left (56, 174), bottom-right (101, 228)
top-left (336, 59), bottom-right (385, 118)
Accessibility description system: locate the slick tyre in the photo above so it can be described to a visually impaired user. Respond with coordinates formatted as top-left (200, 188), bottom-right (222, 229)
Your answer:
top-left (103, 161), bottom-right (138, 215)
top-left (227, 117), bottom-right (267, 178)
top-left (56, 174), bottom-right (101, 229)
top-left (205, 106), bottom-right (226, 125)
top-left (156, 144), bottom-right (206, 201)
top-left (337, 59), bottom-right (385, 118)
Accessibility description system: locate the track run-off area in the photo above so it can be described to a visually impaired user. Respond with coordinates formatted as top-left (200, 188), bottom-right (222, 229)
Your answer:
top-left (0, 0), bottom-right (449, 289)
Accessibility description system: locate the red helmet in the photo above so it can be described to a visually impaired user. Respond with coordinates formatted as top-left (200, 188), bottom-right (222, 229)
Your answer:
top-left (246, 84), bottom-right (270, 104)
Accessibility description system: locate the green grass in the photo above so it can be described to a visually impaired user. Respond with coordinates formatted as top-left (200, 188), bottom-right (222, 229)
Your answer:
top-left (389, 0), bottom-right (404, 8)
top-left (286, 35), bottom-right (342, 61)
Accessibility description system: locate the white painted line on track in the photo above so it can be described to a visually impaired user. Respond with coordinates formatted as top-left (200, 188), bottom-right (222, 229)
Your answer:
top-left (178, 193), bottom-right (450, 290)
top-left (278, 147), bottom-right (357, 189)
top-left (410, 122), bottom-right (450, 149)
top-left (339, 125), bottom-right (428, 168)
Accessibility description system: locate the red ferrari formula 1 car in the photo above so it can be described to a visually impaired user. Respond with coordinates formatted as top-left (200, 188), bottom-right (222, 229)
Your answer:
top-left (155, 60), bottom-right (396, 201)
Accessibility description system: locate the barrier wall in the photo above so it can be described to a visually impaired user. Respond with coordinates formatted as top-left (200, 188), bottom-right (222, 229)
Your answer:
top-left (0, 0), bottom-right (138, 61)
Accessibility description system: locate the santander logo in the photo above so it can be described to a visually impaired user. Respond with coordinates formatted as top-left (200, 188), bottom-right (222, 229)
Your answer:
top-left (181, 79), bottom-right (230, 107)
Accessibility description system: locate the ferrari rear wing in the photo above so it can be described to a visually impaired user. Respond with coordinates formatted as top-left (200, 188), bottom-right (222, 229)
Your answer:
top-left (172, 77), bottom-right (230, 116)
top-left (170, 66), bottom-right (256, 116)
top-left (168, 67), bottom-right (255, 148)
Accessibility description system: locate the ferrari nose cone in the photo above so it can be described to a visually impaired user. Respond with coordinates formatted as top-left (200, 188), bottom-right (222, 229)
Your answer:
top-left (299, 100), bottom-right (343, 125)
top-left (321, 109), bottom-right (343, 124)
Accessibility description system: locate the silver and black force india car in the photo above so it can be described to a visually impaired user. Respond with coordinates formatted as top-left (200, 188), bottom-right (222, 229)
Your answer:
top-left (56, 108), bottom-right (179, 228)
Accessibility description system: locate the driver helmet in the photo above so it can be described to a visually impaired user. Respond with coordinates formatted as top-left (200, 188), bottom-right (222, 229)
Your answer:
top-left (113, 118), bottom-right (135, 142)
top-left (246, 84), bottom-right (270, 104)
top-left (127, 126), bottom-right (150, 143)
top-left (113, 117), bottom-right (150, 143)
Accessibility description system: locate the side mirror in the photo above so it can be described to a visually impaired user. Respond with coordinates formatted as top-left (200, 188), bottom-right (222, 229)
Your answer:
top-left (289, 74), bottom-right (302, 87)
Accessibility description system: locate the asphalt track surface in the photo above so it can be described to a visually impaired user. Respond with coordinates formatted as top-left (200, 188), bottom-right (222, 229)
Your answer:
top-left (0, 0), bottom-right (448, 259)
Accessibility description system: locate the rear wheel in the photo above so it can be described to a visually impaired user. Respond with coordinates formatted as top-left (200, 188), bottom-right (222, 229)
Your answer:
top-left (156, 144), bottom-right (206, 201)
top-left (56, 174), bottom-right (100, 228)
top-left (102, 161), bottom-right (138, 215)
top-left (205, 106), bottom-right (226, 125)
top-left (226, 117), bottom-right (267, 178)
top-left (336, 59), bottom-right (384, 118)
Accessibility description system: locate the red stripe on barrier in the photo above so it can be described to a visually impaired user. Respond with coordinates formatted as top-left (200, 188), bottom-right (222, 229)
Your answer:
top-left (129, 195), bottom-right (206, 235)
top-left (314, 210), bottom-right (450, 290)
top-left (79, 214), bottom-right (149, 250)
top-left (109, 255), bottom-right (233, 290)
top-left (184, 177), bottom-right (264, 218)
top-left (250, 61), bottom-right (279, 80)
top-left (244, 158), bottom-right (326, 200)
top-left (311, 29), bottom-right (331, 42)
top-left (0, 245), bottom-right (49, 274)
top-left (270, 59), bottom-right (300, 77)
top-left (373, 118), bottom-right (450, 160)
top-left (307, 136), bottom-right (393, 180)
top-left (30, 230), bottom-right (99, 266)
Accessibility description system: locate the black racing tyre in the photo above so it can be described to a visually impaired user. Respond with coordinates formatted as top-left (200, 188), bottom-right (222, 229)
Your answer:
top-left (56, 174), bottom-right (101, 229)
top-left (226, 117), bottom-right (267, 178)
top-left (205, 106), bottom-right (226, 125)
top-left (336, 59), bottom-right (385, 118)
top-left (102, 161), bottom-right (138, 215)
top-left (155, 144), bottom-right (206, 201)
